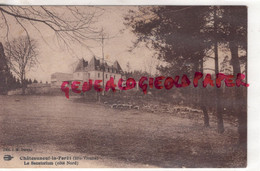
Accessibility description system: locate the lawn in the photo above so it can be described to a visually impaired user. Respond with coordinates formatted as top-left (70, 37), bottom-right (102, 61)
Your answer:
top-left (0, 95), bottom-right (246, 167)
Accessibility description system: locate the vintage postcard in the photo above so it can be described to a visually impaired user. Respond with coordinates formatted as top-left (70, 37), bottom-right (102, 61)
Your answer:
top-left (0, 5), bottom-right (249, 168)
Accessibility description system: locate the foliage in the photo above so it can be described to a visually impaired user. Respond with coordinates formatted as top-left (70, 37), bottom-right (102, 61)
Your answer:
top-left (125, 6), bottom-right (247, 144)
top-left (125, 6), bottom-right (213, 75)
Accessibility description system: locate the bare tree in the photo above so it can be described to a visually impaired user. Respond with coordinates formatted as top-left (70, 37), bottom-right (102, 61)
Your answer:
top-left (0, 6), bottom-right (103, 51)
top-left (5, 36), bottom-right (38, 94)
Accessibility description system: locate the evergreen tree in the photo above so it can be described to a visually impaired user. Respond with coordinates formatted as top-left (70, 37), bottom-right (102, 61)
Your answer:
top-left (33, 79), bottom-right (38, 83)
top-left (0, 42), bottom-right (18, 94)
top-left (125, 6), bottom-right (212, 127)
top-left (125, 6), bottom-right (247, 145)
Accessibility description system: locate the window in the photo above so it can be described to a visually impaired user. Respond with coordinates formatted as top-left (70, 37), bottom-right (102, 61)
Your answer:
top-left (88, 73), bottom-right (90, 78)
top-left (114, 75), bottom-right (115, 79)
top-left (106, 74), bottom-right (107, 79)
top-left (98, 73), bottom-right (100, 78)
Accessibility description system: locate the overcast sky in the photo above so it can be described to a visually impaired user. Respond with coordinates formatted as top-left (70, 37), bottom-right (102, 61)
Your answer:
top-left (0, 6), bottom-right (160, 82)
top-left (0, 6), bottom-right (236, 83)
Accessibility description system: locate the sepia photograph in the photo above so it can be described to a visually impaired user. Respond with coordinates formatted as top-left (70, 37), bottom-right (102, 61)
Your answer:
top-left (0, 5), bottom-right (248, 168)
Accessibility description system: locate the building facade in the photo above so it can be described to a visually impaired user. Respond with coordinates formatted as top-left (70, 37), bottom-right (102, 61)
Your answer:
top-left (51, 72), bottom-right (73, 87)
top-left (51, 56), bottom-right (123, 89)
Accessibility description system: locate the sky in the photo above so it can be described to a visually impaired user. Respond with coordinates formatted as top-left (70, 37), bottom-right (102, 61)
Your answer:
top-left (0, 6), bottom-right (159, 82)
top-left (0, 6), bottom-right (237, 83)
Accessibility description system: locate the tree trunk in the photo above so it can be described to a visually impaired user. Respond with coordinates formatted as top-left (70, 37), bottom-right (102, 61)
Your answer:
top-left (202, 104), bottom-right (209, 127)
top-left (200, 58), bottom-right (210, 127)
top-left (214, 7), bottom-right (224, 133)
top-left (214, 42), bottom-right (224, 133)
top-left (229, 41), bottom-right (247, 147)
top-left (21, 72), bottom-right (26, 95)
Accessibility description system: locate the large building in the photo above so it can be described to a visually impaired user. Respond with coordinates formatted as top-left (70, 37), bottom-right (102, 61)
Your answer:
top-left (51, 56), bottom-right (123, 88)
top-left (51, 72), bottom-right (73, 87)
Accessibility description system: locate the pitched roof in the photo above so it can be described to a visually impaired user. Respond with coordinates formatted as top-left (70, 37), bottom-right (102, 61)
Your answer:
top-left (113, 60), bottom-right (123, 72)
top-left (74, 58), bottom-right (88, 72)
top-left (74, 56), bottom-right (123, 73)
top-left (88, 56), bottom-right (101, 70)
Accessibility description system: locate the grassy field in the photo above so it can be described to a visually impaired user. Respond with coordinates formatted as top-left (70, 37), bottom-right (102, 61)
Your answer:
top-left (0, 95), bottom-right (246, 168)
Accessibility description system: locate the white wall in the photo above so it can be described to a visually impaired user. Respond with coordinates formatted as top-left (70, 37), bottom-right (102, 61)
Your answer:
top-left (85, 71), bottom-right (121, 88)
top-left (73, 72), bottom-right (84, 81)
